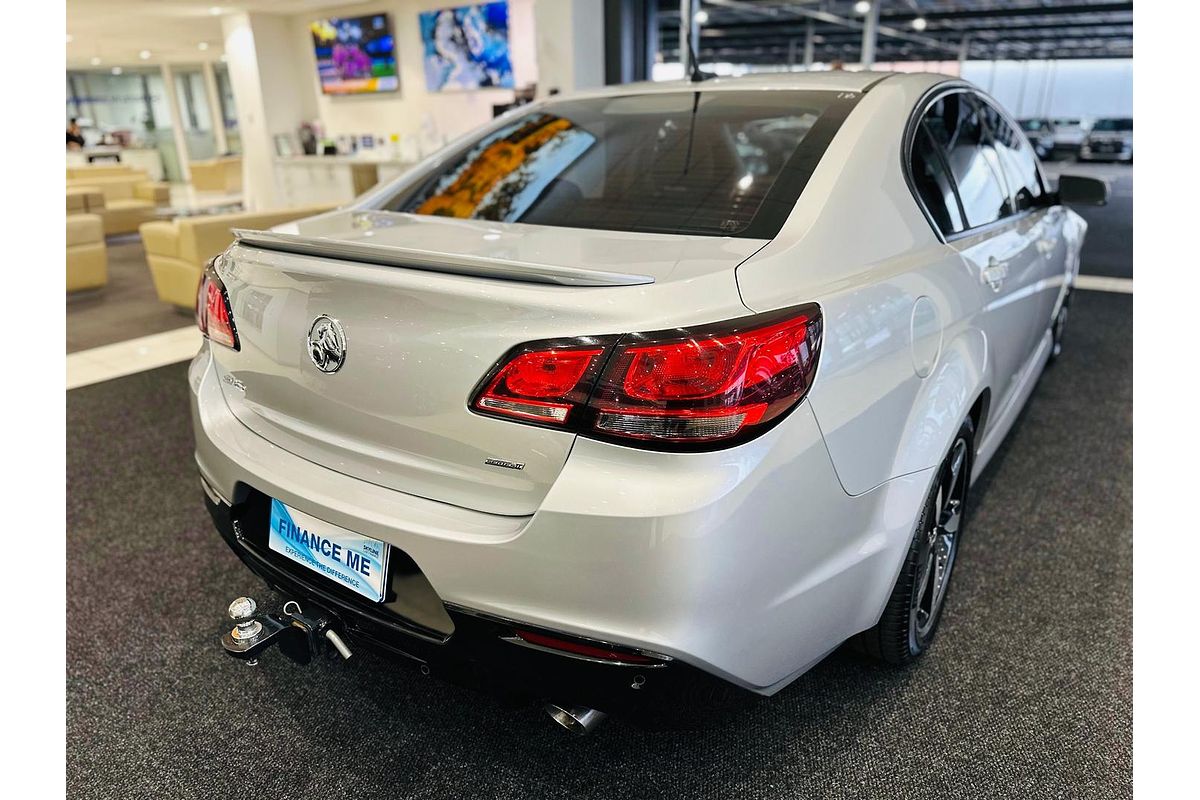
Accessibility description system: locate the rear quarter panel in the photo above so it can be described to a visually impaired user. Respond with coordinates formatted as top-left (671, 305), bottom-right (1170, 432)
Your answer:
top-left (736, 75), bottom-right (992, 496)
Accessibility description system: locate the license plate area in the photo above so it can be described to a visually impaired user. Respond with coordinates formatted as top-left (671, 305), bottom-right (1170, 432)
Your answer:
top-left (267, 498), bottom-right (390, 602)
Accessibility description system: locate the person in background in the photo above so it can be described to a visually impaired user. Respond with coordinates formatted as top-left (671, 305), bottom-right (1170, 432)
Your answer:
top-left (66, 118), bottom-right (86, 150)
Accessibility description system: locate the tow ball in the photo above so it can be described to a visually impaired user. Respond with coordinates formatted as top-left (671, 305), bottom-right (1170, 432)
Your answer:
top-left (220, 596), bottom-right (353, 666)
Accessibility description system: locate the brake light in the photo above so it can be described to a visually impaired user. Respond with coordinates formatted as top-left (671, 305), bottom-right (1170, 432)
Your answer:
top-left (469, 305), bottom-right (822, 448)
top-left (196, 261), bottom-right (239, 350)
top-left (474, 347), bottom-right (605, 423)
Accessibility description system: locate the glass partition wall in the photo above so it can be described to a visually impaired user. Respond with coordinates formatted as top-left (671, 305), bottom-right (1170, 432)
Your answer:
top-left (214, 63), bottom-right (241, 155)
top-left (172, 66), bottom-right (218, 162)
top-left (66, 67), bottom-right (181, 181)
top-left (66, 62), bottom-right (240, 182)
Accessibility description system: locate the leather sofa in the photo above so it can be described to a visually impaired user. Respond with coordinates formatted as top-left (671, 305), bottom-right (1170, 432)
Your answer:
top-left (66, 165), bottom-right (170, 236)
top-left (189, 157), bottom-right (243, 193)
top-left (67, 186), bottom-right (106, 216)
top-left (139, 204), bottom-right (333, 309)
top-left (67, 214), bottom-right (108, 292)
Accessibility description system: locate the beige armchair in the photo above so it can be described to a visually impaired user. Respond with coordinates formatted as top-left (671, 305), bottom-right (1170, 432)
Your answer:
top-left (67, 186), bottom-right (106, 216)
top-left (66, 166), bottom-right (170, 235)
top-left (139, 204), bottom-right (334, 309)
top-left (67, 214), bottom-right (108, 292)
top-left (190, 157), bottom-right (243, 193)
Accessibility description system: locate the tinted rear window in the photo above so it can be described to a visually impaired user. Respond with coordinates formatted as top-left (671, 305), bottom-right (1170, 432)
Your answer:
top-left (383, 90), bottom-right (858, 238)
top-left (1092, 118), bottom-right (1133, 131)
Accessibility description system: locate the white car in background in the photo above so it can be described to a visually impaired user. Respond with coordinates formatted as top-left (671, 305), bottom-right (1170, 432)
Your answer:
top-left (191, 71), bottom-right (1107, 733)
top-left (1080, 117), bottom-right (1133, 162)
top-left (1052, 117), bottom-right (1090, 151)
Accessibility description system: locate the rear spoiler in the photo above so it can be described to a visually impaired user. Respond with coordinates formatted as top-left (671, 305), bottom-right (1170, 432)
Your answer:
top-left (231, 229), bottom-right (655, 287)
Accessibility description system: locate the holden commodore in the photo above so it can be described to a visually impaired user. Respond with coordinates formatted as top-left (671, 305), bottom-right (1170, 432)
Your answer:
top-left (192, 71), bottom-right (1106, 734)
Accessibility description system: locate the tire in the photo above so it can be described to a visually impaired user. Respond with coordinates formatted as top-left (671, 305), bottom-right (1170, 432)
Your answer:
top-left (1050, 289), bottom-right (1071, 361)
top-left (853, 417), bottom-right (974, 666)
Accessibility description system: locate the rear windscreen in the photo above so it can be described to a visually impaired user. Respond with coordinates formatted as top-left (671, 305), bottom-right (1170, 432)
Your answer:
top-left (383, 90), bottom-right (859, 238)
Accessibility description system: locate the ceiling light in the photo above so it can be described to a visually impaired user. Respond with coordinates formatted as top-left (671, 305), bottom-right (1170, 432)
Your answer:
top-left (111, 67), bottom-right (123, 75)
top-left (139, 50), bottom-right (151, 60)
top-left (209, 6), bottom-right (222, 15)
top-left (90, 56), bottom-right (102, 66)
top-left (66, 34), bottom-right (74, 43)
top-left (198, 42), bottom-right (210, 51)
top-left (911, 17), bottom-right (928, 31)
top-left (853, 1), bottom-right (871, 14)
top-left (694, 9), bottom-right (709, 25)
top-left (219, 53), bottom-right (229, 62)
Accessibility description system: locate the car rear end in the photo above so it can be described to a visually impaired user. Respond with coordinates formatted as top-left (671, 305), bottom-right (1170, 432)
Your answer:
top-left (190, 80), bottom-right (908, 711)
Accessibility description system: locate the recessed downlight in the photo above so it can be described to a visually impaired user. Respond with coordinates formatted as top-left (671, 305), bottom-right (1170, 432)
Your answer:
top-left (139, 50), bottom-right (151, 60)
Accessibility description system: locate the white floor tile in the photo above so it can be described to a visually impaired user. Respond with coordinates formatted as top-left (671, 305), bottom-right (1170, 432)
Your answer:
top-left (67, 326), bottom-right (202, 390)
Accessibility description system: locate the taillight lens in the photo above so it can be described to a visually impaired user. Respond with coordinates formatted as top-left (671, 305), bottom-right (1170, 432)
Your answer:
top-left (196, 260), bottom-right (239, 350)
top-left (473, 339), bottom-right (614, 424)
top-left (469, 305), bottom-right (822, 449)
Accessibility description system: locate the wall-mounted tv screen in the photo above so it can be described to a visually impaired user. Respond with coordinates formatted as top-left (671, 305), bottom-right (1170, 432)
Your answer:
top-left (310, 14), bottom-right (399, 95)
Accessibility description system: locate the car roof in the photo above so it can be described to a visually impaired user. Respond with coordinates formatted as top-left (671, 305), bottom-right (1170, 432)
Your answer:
top-left (563, 70), bottom-right (952, 101)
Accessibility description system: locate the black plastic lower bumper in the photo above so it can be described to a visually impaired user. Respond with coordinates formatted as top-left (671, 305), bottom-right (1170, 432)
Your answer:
top-left (205, 487), bottom-right (748, 716)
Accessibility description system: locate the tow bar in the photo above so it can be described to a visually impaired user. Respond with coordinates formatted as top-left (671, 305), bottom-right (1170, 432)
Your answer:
top-left (220, 596), bottom-right (353, 666)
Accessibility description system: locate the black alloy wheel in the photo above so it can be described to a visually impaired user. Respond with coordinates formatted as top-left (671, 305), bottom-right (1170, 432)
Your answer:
top-left (853, 417), bottom-right (974, 665)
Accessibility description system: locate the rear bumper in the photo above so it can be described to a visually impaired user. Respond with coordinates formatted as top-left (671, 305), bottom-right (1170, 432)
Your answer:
top-left (190, 345), bottom-right (931, 695)
top-left (203, 490), bottom-right (738, 714)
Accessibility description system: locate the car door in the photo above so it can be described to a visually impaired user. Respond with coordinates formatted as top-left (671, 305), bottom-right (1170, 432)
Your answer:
top-left (920, 89), bottom-right (1046, 416)
top-left (980, 96), bottom-right (1068, 361)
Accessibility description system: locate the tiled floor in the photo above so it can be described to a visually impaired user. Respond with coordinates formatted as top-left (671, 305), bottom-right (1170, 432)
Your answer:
top-left (66, 325), bottom-right (201, 389)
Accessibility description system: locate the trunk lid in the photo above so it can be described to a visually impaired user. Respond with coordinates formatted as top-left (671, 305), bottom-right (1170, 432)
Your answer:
top-left (211, 210), bottom-right (762, 516)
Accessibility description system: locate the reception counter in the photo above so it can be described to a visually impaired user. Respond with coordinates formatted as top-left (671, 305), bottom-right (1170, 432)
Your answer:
top-left (274, 155), bottom-right (416, 207)
top-left (66, 148), bottom-right (165, 181)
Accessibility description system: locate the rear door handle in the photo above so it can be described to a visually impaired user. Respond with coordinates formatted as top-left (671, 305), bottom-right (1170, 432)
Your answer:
top-left (982, 259), bottom-right (1008, 292)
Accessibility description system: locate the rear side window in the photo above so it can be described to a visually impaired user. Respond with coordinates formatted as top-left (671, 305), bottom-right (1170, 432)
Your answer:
top-left (910, 126), bottom-right (965, 234)
top-left (383, 90), bottom-right (859, 238)
top-left (981, 100), bottom-right (1045, 212)
top-left (921, 92), bottom-right (1011, 229)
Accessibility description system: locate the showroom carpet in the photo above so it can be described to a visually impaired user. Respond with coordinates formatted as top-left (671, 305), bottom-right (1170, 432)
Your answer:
top-left (66, 172), bottom-right (1132, 798)
top-left (67, 235), bottom-right (192, 353)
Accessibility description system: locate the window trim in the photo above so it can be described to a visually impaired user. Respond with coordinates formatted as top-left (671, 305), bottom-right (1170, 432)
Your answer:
top-left (902, 83), bottom-right (1056, 245)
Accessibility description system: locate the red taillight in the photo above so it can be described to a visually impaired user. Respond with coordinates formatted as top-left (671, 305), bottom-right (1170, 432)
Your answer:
top-left (470, 305), bottom-right (822, 448)
top-left (196, 261), bottom-right (239, 350)
top-left (474, 346), bottom-right (606, 424)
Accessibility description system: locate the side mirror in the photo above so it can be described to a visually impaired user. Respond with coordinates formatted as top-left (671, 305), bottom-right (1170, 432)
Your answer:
top-left (1057, 174), bottom-right (1109, 206)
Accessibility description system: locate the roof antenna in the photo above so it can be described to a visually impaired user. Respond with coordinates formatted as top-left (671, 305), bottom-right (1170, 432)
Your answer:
top-left (684, 27), bottom-right (712, 83)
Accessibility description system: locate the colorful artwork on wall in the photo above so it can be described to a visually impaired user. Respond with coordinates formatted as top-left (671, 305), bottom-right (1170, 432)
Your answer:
top-left (310, 14), bottom-right (399, 95)
top-left (419, 2), bottom-right (515, 92)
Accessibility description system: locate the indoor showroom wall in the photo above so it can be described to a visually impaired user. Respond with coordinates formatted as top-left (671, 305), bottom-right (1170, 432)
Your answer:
top-left (221, 0), bottom-right (602, 208)
top-left (294, 0), bottom-right (537, 147)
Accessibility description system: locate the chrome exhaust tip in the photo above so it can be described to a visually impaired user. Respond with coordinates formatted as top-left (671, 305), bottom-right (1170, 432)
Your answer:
top-left (544, 703), bottom-right (607, 735)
